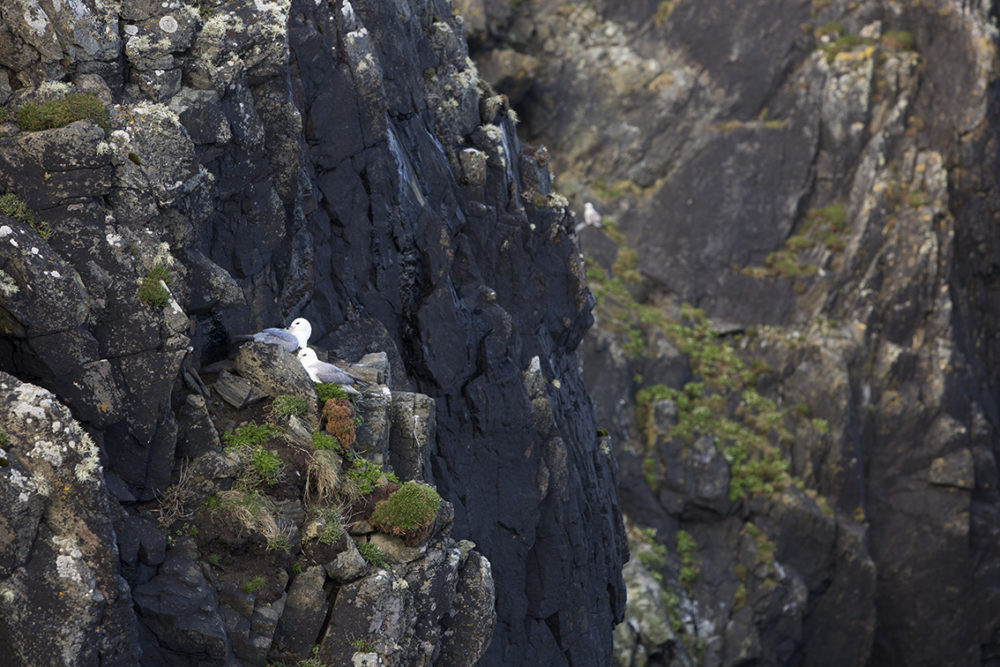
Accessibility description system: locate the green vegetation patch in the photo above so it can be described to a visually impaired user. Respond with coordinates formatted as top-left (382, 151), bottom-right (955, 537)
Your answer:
top-left (819, 33), bottom-right (868, 63)
top-left (741, 201), bottom-right (848, 280)
top-left (316, 382), bottom-right (350, 402)
top-left (356, 541), bottom-right (387, 568)
top-left (345, 457), bottom-right (399, 495)
top-left (313, 506), bottom-right (343, 545)
top-left (676, 529), bottom-right (699, 587)
top-left (0, 192), bottom-right (50, 240)
top-left (311, 431), bottom-right (340, 451)
top-left (634, 306), bottom-right (818, 501)
top-left (17, 93), bottom-right (110, 135)
top-left (240, 576), bottom-right (267, 594)
top-left (222, 420), bottom-right (282, 450)
top-left (585, 227), bottom-right (825, 503)
top-left (248, 446), bottom-right (283, 486)
top-left (370, 481), bottom-right (441, 536)
top-left (138, 265), bottom-right (171, 307)
top-left (272, 394), bottom-right (309, 418)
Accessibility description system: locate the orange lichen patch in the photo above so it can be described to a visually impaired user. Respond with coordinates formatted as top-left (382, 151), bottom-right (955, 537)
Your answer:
top-left (322, 398), bottom-right (355, 449)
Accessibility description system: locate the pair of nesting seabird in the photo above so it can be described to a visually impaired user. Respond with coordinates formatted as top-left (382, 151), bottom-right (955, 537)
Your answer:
top-left (237, 318), bottom-right (359, 385)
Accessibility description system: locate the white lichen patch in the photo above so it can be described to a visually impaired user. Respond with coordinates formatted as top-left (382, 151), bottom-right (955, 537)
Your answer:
top-left (23, 3), bottom-right (52, 37)
top-left (71, 432), bottom-right (101, 482)
top-left (53, 536), bottom-right (85, 584)
top-left (5, 466), bottom-right (39, 503)
top-left (159, 15), bottom-right (178, 33)
top-left (37, 80), bottom-right (73, 97)
top-left (0, 225), bottom-right (11, 237)
top-left (29, 438), bottom-right (63, 467)
top-left (0, 269), bottom-right (19, 297)
top-left (13, 384), bottom-right (52, 421)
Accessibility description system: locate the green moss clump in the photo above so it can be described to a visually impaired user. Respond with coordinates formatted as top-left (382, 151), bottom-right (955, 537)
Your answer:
top-left (635, 527), bottom-right (668, 571)
top-left (370, 481), bottom-right (441, 536)
top-left (820, 33), bottom-right (866, 63)
top-left (249, 446), bottom-right (283, 486)
top-left (345, 457), bottom-right (399, 495)
top-left (222, 421), bottom-right (282, 450)
top-left (17, 93), bottom-right (110, 135)
top-left (314, 507), bottom-right (343, 545)
top-left (356, 541), bottom-right (387, 568)
top-left (641, 456), bottom-right (660, 491)
top-left (138, 265), bottom-right (171, 307)
top-left (311, 432), bottom-right (340, 451)
top-left (676, 529), bottom-right (699, 587)
top-left (272, 394), bottom-right (309, 418)
top-left (316, 382), bottom-right (350, 402)
top-left (240, 576), bottom-right (267, 594)
top-left (0, 192), bottom-right (50, 240)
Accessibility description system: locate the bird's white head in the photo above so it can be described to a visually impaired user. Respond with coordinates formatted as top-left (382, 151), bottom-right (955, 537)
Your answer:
top-left (297, 347), bottom-right (318, 363)
top-left (288, 318), bottom-right (312, 349)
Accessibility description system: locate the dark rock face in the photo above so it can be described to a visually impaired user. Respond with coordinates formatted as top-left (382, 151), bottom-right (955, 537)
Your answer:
top-left (0, 0), bottom-right (626, 665)
top-left (470, 0), bottom-right (1000, 664)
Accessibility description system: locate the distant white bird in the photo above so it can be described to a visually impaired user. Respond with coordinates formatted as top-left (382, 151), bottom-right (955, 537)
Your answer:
top-left (297, 348), bottom-right (357, 385)
top-left (235, 318), bottom-right (312, 353)
top-left (576, 202), bottom-right (604, 232)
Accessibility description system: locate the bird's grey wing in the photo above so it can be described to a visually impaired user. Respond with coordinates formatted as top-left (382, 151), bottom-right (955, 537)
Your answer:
top-left (247, 328), bottom-right (299, 352)
top-left (312, 361), bottom-right (355, 385)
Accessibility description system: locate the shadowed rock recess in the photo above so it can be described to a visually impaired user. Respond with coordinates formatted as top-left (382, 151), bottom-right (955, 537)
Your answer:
top-left (468, 0), bottom-right (1000, 664)
top-left (0, 1), bottom-right (626, 666)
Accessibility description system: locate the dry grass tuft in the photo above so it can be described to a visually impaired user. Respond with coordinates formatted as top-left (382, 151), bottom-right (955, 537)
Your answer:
top-left (305, 449), bottom-right (342, 508)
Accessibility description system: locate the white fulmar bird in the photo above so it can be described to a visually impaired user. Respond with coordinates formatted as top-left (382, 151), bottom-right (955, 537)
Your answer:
top-left (576, 202), bottom-right (604, 233)
top-left (235, 317), bottom-right (312, 353)
top-left (297, 348), bottom-right (357, 385)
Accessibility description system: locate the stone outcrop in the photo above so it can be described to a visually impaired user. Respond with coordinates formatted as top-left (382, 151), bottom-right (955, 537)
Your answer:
top-left (470, 0), bottom-right (1000, 664)
top-left (0, 0), bottom-right (626, 665)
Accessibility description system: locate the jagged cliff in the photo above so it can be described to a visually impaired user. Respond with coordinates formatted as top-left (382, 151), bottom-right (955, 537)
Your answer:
top-left (0, 0), bottom-right (626, 665)
top-left (468, 0), bottom-right (1000, 665)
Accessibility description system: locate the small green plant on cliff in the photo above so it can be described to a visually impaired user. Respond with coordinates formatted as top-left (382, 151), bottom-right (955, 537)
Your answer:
top-left (138, 265), bottom-right (171, 307)
top-left (248, 446), bottom-right (283, 487)
top-left (370, 481), bottom-right (441, 536)
top-left (356, 541), bottom-right (387, 568)
top-left (818, 31), bottom-right (868, 64)
top-left (312, 506), bottom-right (343, 545)
top-left (316, 382), bottom-right (350, 402)
top-left (222, 421), bottom-right (282, 450)
top-left (635, 527), bottom-right (668, 572)
top-left (311, 431), bottom-right (340, 451)
top-left (676, 529), bottom-right (699, 588)
top-left (271, 394), bottom-right (309, 419)
top-left (641, 456), bottom-right (660, 491)
top-left (345, 457), bottom-right (399, 495)
top-left (350, 637), bottom-right (376, 653)
top-left (17, 93), bottom-right (110, 135)
top-left (240, 576), bottom-right (267, 594)
top-left (0, 192), bottom-right (50, 240)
